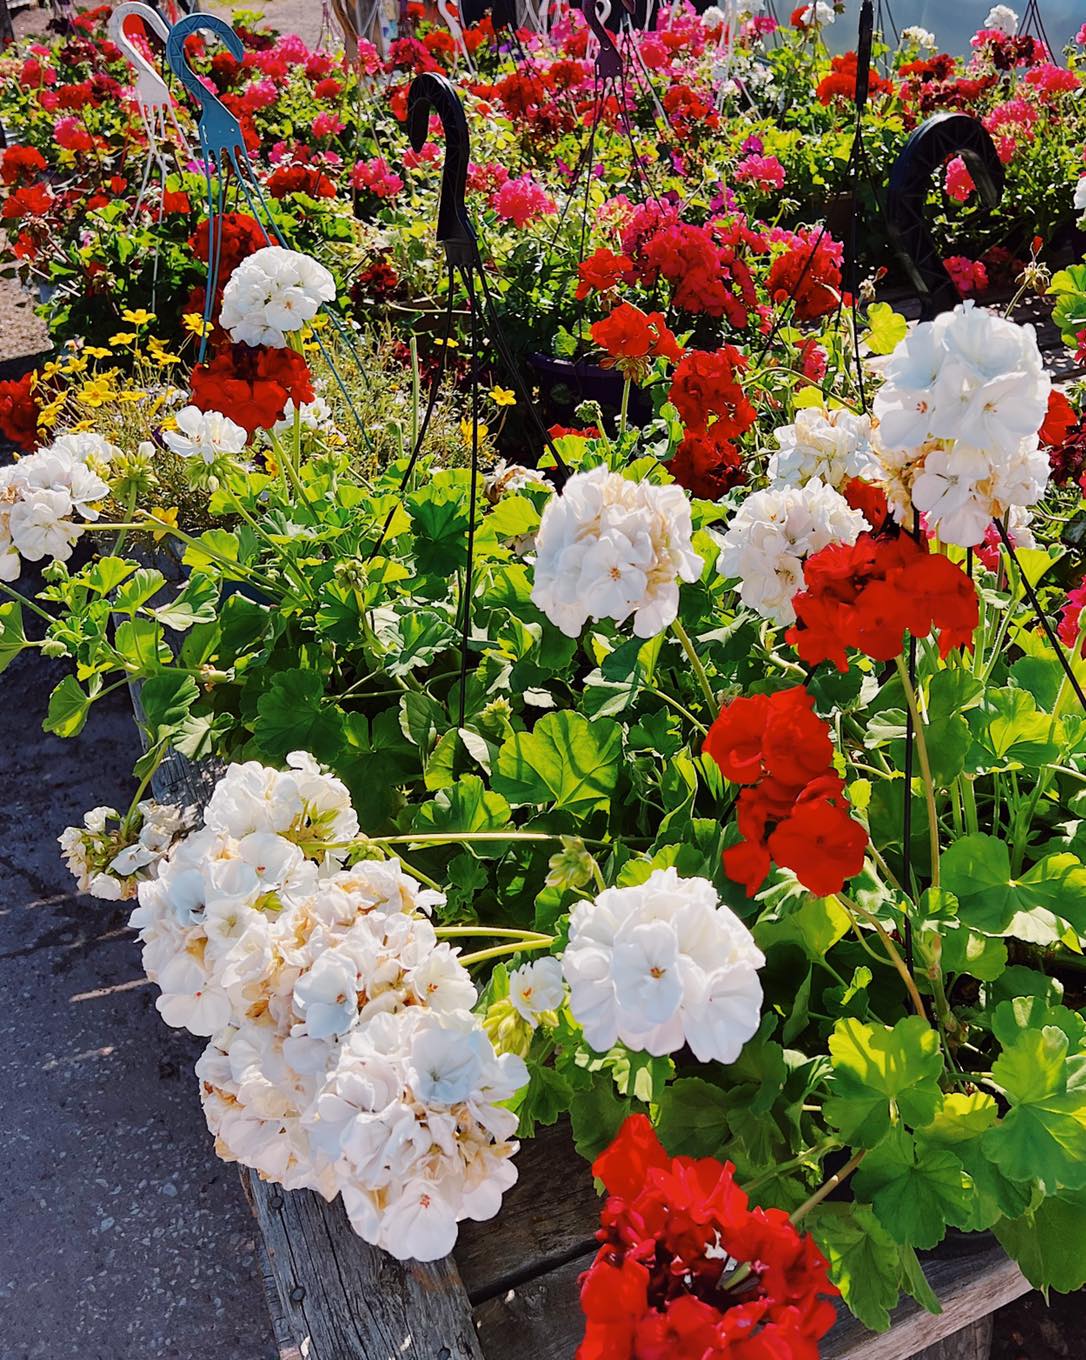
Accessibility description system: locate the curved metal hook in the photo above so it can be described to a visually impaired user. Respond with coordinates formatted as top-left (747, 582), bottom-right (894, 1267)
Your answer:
top-left (407, 73), bottom-right (478, 265)
top-left (854, 0), bottom-right (874, 114)
top-left (576, 0), bottom-right (623, 80)
top-left (109, 3), bottom-right (171, 110)
top-left (165, 13), bottom-right (250, 174)
top-left (437, 0), bottom-right (476, 68)
top-left (886, 112), bottom-right (1004, 319)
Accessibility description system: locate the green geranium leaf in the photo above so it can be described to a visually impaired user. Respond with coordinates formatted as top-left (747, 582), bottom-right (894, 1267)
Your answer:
top-left (254, 669), bottom-right (345, 764)
top-left (808, 1202), bottom-right (903, 1332)
top-left (43, 674), bottom-right (92, 739)
top-left (112, 567), bottom-right (166, 613)
top-left (853, 1128), bottom-right (972, 1249)
top-left (413, 774), bottom-right (511, 858)
top-left (153, 573), bottom-right (218, 630)
top-left (994, 1189), bottom-right (1086, 1293)
top-left (981, 687), bottom-right (1062, 767)
top-left (942, 835), bottom-right (1086, 941)
top-left (863, 302), bottom-right (908, 356)
top-left (0, 601), bottom-right (27, 675)
top-left (655, 1077), bottom-right (731, 1158)
top-left (824, 1016), bottom-right (944, 1146)
top-left (983, 1026), bottom-right (1086, 1194)
top-left (493, 711), bottom-right (621, 817)
top-left (139, 671), bottom-right (199, 741)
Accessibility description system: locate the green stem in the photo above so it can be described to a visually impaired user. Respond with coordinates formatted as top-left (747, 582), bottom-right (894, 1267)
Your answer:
top-left (895, 656), bottom-right (940, 890)
top-left (837, 892), bottom-right (927, 1020)
top-left (671, 618), bottom-right (716, 713)
top-left (0, 578), bottom-right (57, 626)
top-left (113, 484), bottom-right (137, 556)
top-left (789, 1148), bottom-right (868, 1226)
top-left (618, 376), bottom-right (632, 438)
top-left (459, 937), bottom-right (554, 967)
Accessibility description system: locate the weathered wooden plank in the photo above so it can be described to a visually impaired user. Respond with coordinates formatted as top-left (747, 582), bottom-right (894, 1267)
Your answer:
top-left (455, 1121), bottom-right (599, 1303)
top-left (823, 1247), bottom-right (1027, 1360)
top-left (245, 1170), bottom-right (486, 1360)
top-left (912, 1315), bottom-right (993, 1360)
top-left (471, 1241), bottom-right (1029, 1360)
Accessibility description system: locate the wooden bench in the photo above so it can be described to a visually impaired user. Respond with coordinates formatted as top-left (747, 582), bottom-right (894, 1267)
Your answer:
top-left (146, 726), bottom-right (1030, 1360)
top-left (235, 1120), bottom-right (1029, 1360)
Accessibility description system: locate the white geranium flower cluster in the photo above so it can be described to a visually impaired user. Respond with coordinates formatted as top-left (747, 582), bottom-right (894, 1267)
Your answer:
top-left (767, 406), bottom-right (878, 492)
top-left (271, 396), bottom-right (336, 436)
top-left (59, 800), bottom-right (192, 901)
top-left (562, 868), bottom-right (764, 1063)
top-left (717, 479), bottom-right (867, 624)
top-left (0, 432), bottom-right (116, 580)
top-left (1074, 177), bottom-right (1086, 226)
top-left (129, 753), bottom-right (526, 1262)
top-left (530, 466), bottom-right (703, 638)
top-left (984, 4), bottom-right (1017, 34)
top-left (220, 246), bottom-right (336, 349)
top-left (162, 406), bottom-right (248, 464)
top-left (902, 25), bottom-right (936, 48)
top-left (872, 302), bottom-right (1051, 547)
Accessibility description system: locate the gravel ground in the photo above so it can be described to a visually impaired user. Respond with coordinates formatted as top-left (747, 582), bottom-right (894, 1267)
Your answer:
top-left (0, 629), bottom-right (274, 1360)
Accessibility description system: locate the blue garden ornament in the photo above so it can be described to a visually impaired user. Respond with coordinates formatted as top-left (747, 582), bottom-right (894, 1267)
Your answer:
top-left (163, 13), bottom-right (376, 442)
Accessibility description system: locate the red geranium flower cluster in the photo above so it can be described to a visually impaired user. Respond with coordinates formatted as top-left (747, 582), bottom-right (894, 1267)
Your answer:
top-left (704, 685), bottom-right (867, 897)
top-left (816, 50), bottom-right (894, 105)
top-left (266, 163), bottom-right (337, 200)
top-left (575, 248), bottom-right (635, 300)
top-left (0, 371), bottom-right (41, 452)
top-left (765, 232), bottom-right (842, 321)
top-left (669, 347), bottom-right (755, 439)
top-left (619, 202), bottom-right (761, 326)
top-left (1, 146), bottom-right (47, 186)
top-left (1058, 579), bottom-right (1086, 659)
top-left (189, 211), bottom-right (268, 281)
top-left (190, 344), bottom-right (314, 436)
top-left (670, 429), bottom-right (744, 501)
top-left (577, 1114), bottom-right (837, 1360)
top-left (591, 302), bottom-right (683, 379)
top-left (785, 532), bottom-right (978, 672)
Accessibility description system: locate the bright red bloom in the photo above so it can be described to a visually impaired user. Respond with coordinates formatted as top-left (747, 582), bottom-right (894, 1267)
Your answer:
top-left (1039, 389), bottom-right (1077, 447)
top-left (266, 163), bottom-right (337, 200)
top-left (669, 347), bottom-right (755, 439)
top-left (705, 685), bottom-right (866, 897)
top-left (189, 212), bottom-right (269, 281)
top-left (1, 146), bottom-right (47, 186)
top-left (591, 302), bottom-right (683, 376)
top-left (817, 50), bottom-right (894, 104)
top-left (787, 532), bottom-right (978, 671)
top-left (0, 371), bottom-right (41, 452)
top-left (669, 429), bottom-right (744, 501)
top-left (577, 1115), bottom-right (837, 1360)
top-left (189, 344), bottom-right (314, 436)
top-left (161, 189), bottom-right (191, 214)
top-left (842, 476), bottom-right (887, 532)
top-left (575, 248), bottom-right (635, 300)
top-left (1058, 579), bottom-right (1086, 658)
top-left (765, 235), bottom-right (842, 321)
top-left (313, 77), bottom-right (344, 99)
top-left (2, 183), bottom-right (54, 220)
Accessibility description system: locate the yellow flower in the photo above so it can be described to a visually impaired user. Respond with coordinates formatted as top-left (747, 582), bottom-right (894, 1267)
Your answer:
top-left (460, 418), bottom-right (489, 447)
top-left (122, 308), bottom-right (155, 326)
top-left (78, 378), bottom-right (115, 408)
top-left (433, 337), bottom-right (458, 348)
top-left (109, 332), bottom-right (138, 346)
top-left (489, 386), bottom-right (516, 408)
top-left (148, 507), bottom-right (178, 542)
top-left (117, 390), bottom-right (149, 404)
top-left (182, 313), bottom-right (213, 337)
top-left (83, 346), bottom-right (113, 360)
top-left (71, 419), bottom-right (95, 432)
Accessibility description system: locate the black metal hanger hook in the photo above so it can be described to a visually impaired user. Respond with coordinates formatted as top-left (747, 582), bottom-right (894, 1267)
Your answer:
top-left (407, 72), bottom-right (479, 267)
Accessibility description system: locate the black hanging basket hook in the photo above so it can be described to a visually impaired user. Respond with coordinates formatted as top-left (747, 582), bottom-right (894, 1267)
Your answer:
top-left (407, 72), bottom-right (479, 267)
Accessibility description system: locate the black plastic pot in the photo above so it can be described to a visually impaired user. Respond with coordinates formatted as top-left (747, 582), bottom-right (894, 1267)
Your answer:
top-left (527, 352), bottom-right (653, 430)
